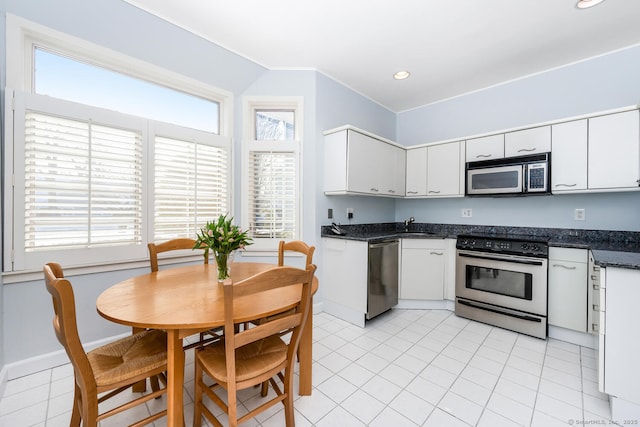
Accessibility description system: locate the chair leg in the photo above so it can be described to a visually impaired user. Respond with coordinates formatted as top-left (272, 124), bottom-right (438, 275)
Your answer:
top-left (70, 384), bottom-right (82, 427)
top-left (193, 354), bottom-right (203, 427)
top-left (260, 380), bottom-right (269, 397)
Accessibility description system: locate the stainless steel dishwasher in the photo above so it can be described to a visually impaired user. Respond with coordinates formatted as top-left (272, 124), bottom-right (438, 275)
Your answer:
top-left (367, 239), bottom-right (399, 320)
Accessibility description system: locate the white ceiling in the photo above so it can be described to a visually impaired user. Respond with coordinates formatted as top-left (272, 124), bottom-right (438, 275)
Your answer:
top-left (123, 0), bottom-right (640, 112)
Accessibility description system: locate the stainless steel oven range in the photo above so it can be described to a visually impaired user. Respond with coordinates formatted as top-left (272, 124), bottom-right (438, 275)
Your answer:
top-left (455, 234), bottom-right (549, 339)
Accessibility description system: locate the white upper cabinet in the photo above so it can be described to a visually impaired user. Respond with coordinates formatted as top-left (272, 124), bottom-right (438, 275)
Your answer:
top-left (427, 141), bottom-right (465, 197)
top-left (324, 127), bottom-right (405, 197)
top-left (405, 146), bottom-right (427, 197)
top-left (588, 110), bottom-right (640, 190)
top-left (465, 134), bottom-right (504, 162)
top-left (505, 126), bottom-right (551, 157)
top-left (551, 119), bottom-right (588, 192)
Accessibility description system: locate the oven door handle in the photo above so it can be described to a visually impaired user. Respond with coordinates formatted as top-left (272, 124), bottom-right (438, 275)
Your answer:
top-left (457, 299), bottom-right (542, 323)
top-left (457, 252), bottom-right (545, 266)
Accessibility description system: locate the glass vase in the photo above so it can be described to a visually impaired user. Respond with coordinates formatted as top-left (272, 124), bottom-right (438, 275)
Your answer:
top-left (214, 251), bottom-right (234, 281)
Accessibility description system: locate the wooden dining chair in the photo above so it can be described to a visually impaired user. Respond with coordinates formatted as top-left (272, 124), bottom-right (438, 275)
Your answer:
top-left (147, 238), bottom-right (220, 350)
top-left (193, 264), bottom-right (317, 427)
top-left (148, 237), bottom-right (208, 272)
top-left (278, 240), bottom-right (315, 267)
top-left (43, 262), bottom-right (168, 426)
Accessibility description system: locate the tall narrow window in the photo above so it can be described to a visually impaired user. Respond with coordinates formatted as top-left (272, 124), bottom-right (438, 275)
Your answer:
top-left (243, 100), bottom-right (302, 251)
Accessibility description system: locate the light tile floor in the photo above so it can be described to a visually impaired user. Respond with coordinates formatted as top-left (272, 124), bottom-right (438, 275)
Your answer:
top-left (0, 309), bottom-right (615, 426)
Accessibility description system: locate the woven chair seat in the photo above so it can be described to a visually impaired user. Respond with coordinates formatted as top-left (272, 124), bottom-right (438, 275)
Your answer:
top-left (89, 329), bottom-right (167, 387)
top-left (198, 335), bottom-right (287, 383)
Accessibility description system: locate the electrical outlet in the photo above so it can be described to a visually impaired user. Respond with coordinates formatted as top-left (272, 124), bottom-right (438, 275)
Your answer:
top-left (346, 208), bottom-right (354, 220)
top-left (461, 208), bottom-right (472, 218)
top-left (575, 208), bottom-right (586, 221)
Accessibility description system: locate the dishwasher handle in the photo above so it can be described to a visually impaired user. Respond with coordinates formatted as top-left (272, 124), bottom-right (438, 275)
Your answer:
top-left (369, 240), bottom-right (399, 249)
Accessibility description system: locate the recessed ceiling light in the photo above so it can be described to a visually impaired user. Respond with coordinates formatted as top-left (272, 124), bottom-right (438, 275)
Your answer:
top-left (576, 0), bottom-right (605, 9)
top-left (393, 71), bottom-right (410, 80)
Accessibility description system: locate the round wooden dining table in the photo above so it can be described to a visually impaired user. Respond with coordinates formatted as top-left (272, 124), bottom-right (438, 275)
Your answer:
top-left (96, 262), bottom-right (318, 427)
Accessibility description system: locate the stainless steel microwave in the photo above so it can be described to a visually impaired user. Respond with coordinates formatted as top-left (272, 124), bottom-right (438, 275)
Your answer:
top-left (466, 153), bottom-right (550, 196)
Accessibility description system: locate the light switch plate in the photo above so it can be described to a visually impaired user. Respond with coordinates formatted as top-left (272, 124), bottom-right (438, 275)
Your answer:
top-left (575, 208), bottom-right (586, 221)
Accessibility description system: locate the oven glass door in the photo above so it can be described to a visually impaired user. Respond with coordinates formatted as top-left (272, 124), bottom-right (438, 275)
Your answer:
top-left (465, 265), bottom-right (532, 300)
top-left (467, 164), bottom-right (523, 195)
top-left (456, 250), bottom-right (547, 316)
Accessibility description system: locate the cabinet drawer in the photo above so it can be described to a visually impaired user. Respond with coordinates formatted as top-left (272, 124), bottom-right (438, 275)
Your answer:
top-left (401, 238), bottom-right (447, 250)
top-left (549, 247), bottom-right (588, 263)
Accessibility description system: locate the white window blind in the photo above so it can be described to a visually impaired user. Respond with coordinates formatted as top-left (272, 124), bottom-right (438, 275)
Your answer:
top-left (24, 111), bottom-right (143, 251)
top-left (247, 150), bottom-right (297, 240)
top-left (153, 135), bottom-right (229, 242)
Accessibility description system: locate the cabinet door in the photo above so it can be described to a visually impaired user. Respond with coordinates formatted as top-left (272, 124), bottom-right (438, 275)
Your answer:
top-left (466, 134), bottom-right (504, 162)
top-left (548, 248), bottom-right (588, 332)
top-left (551, 119), bottom-right (588, 192)
top-left (393, 145), bottom-right (406, 196)
top-left (427, 141), bottom-right (463, 197)
top-left (588, 110), bottom-right (640, 190)
top-left (400, 246), bottom-right (445, 300)
top-left (347, 130), bottom-right (380, 194)
top-left (405, 147), bottom-right (427, 196)
top-left (603, 268), bottom-right (640, 403)
top-left (505, 126), bottom-right (551, 157)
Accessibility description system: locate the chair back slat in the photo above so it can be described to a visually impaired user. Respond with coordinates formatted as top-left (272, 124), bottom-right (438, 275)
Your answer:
top-left (278, 240), bottom-right (315, 267)
top-left (148, 238), bottom-right (208, 272)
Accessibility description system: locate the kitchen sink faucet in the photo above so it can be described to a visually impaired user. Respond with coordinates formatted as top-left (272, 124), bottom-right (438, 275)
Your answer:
top-left (404, 216), bottom-right (415, 232)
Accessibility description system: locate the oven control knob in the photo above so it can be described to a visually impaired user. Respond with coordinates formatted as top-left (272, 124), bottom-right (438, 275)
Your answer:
top-left (532, 244), bottom-right (540, 252)
top-left (521, 243), bottom-right (529, 250)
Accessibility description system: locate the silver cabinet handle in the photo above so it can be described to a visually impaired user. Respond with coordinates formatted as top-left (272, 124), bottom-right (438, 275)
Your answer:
top-left (428, 190), bottom-right (441, 194)
top-left (552, 264), bottom-right (576, 270)
top-left (555, 183), bottom-right (577, 188)
top-left (387, 189), bottom-right (396, 193)
top-left (370, 187), bottom-right (379, 192)
top-left (517, 148), bottom-right (536, 152)
top-left (475, 154), bottom-right (492, 158)
top-left (593, 304), bottom-right (600, 311)
top-left (407, 191), bottom-right (418, 194)
top-left (592, 323), bottom-right (599, 333)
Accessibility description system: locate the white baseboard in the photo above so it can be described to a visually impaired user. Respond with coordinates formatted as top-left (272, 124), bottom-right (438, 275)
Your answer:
top-left (548, 325), bottom-right (598, 349)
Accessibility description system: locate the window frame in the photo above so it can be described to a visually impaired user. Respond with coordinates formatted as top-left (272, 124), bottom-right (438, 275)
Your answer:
top-left (241, 96), bottom-right (304, 254)
top-left (3, 15), bottom-right (234, 277)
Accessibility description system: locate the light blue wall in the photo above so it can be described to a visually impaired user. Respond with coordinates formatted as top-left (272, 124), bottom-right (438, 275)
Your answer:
top-left (395, 44), bottom-right (640, 232)
top-left (316, 73), bottom-right (398, 227)
top-left (0, 0), bottom-right (267, 367)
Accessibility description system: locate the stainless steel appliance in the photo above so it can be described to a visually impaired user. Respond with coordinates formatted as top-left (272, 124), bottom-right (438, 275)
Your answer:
top-left (466, 153), bottom-right (550, 196)
top-left (367, 239), bottom-right (399, 320)
top-left (455, 234), bottom-right (549, 338)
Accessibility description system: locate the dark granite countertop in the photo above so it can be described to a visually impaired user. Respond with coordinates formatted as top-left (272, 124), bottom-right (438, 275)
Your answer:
top-left (321, 223), bottom-right (640, 269)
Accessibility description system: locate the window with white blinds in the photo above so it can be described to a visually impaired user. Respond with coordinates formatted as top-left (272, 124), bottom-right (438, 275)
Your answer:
top-left (6, 91), bottom-right (231, 272)
top-left (153, 135), bottom-right (230, 242)
top-left (242, 98), bottom-right (302, 251)
top-left (24, 111), bottom-right (143, 251)
top-left (247, 150), bottom-right (297, 240)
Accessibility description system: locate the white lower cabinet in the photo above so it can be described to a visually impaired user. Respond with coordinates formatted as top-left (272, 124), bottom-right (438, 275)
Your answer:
top-left (548, 247), bottom-right (588, 332)
top-left (321, 238), bottom-right (368, 327)
top-left (599, 267), bottom-right (640, 418)
top-left (400, 239), bottom-right (447, 300)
